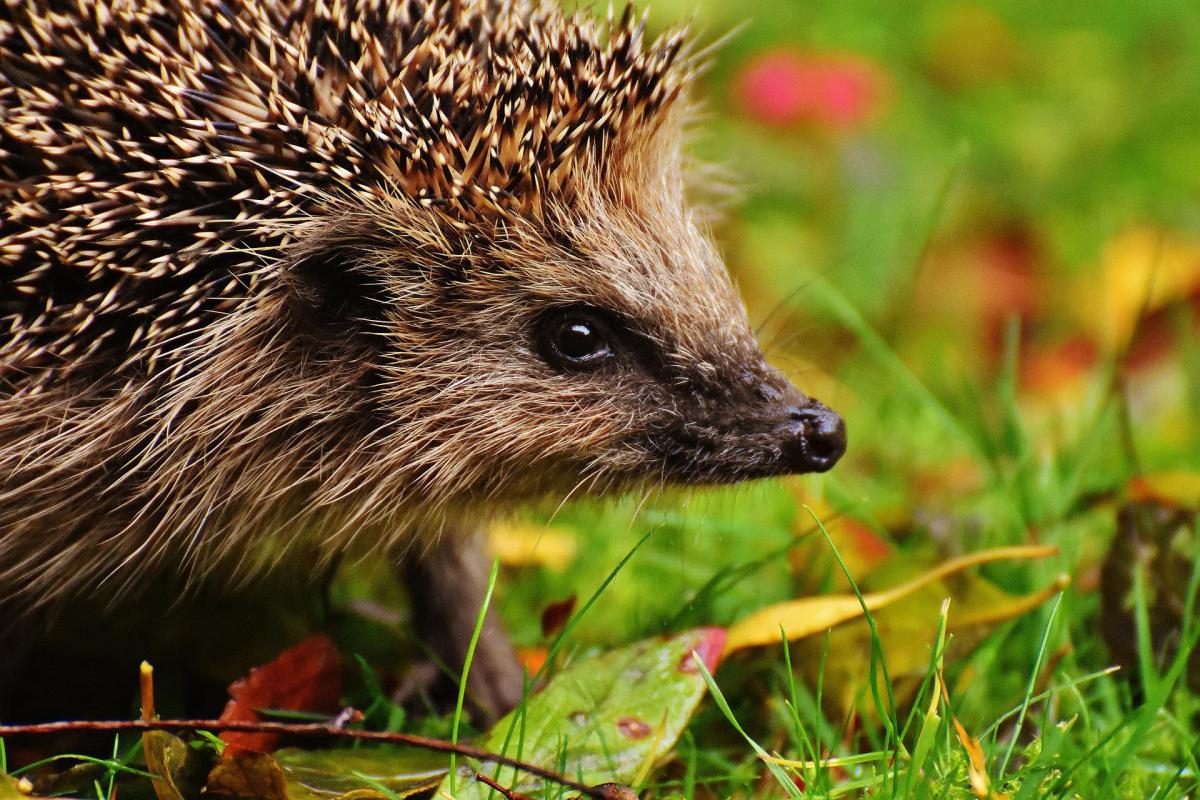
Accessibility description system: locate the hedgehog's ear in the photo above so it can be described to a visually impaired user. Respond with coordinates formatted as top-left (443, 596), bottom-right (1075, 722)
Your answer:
top-left (282, 248), bottom-right (386, 333)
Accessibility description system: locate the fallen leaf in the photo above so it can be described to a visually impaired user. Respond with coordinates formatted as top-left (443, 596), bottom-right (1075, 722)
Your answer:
top-left (1082, 226), bottom-right (1200, 352)
top-left (219, 633), bottom-right (342, 753)
top-left (974, 228), bottom-right (1043, 355)
top-left (0, 776), bottom-right (31, 799)
top-left (1129, 471), bottom-right (1200, 506)
top-left (275, 747), bottom-right (448, 800)
top-left (787, 547), bottom-right (1067, 722)
top-left (795, 575), bottom-right (1066, 725)
top-left (591, 784), bottom-right (640, 800)
top-left (726, 545), bottom-right (1058, 651)
top-left (439, 628), bottom-right (726, 800)
top-left (206, 750), bottom-right (289, 800)
top-left (954, 574), bottom-right (1071, 629)
top-left (488, 522), bottom-right (577, 571)
top-left (144, 731), bottom-right (208, 800)
top-left (540, 595), bottom-right (577, 638)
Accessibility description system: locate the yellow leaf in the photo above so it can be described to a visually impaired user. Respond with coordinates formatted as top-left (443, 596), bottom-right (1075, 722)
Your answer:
top-left (1129, 471), bottom-right (1200, 506)
top-left (1084, 226), bottom-right (1200, 350)
top-left (725, 545), bottom-right (1057, 652)
top-left (0, 775), bottom-right (32, 799)
top-left (488, 521), bottom-right (577, 570)
top-left (953, 573), bottom-right (1070, 629)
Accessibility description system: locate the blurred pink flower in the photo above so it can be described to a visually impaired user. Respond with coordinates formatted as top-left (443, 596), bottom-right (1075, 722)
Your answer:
top-left (735, 50), bottom-right (887, 131)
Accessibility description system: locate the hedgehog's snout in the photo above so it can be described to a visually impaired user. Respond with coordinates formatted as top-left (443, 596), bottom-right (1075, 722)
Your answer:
top-left (774, 399), bottom-right (846, 473)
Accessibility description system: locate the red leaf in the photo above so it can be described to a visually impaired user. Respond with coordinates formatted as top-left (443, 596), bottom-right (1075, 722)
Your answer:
top-left (540, 594), bottom-right (577, 638)
top-left (219, 633), bottom-right (342, 753)
top-left (676, 627), bottom-right (727, 674)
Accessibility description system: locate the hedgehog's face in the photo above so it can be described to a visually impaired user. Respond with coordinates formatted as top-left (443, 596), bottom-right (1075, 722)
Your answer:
top-left (504, 200), bottom-right (845, 494)
top-left (373, 191), bottom-right (846, 506)
top-left (522, 300), bottom-right (847, 487)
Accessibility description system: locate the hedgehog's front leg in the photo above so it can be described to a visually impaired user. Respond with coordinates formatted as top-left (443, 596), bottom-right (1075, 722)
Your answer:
top-left (400, 526), bottom-right (524, 724)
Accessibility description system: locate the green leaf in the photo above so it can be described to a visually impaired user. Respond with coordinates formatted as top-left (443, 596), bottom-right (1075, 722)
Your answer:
top-left (275, 747), bottom-right (449, 800)
top-left (440, 627), bottom-right (726, 800)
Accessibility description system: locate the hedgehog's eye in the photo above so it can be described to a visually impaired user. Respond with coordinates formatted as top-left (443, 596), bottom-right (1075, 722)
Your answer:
top-left (537, 307), bottom-right (616, 371)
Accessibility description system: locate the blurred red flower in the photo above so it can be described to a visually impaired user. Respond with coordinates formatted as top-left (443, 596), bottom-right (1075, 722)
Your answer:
top-left (735, 50), bottom-right (887, 131)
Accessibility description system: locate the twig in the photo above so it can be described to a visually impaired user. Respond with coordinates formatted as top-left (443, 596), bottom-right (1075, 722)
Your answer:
top-left (474, 770), bottom-right (537, 800)
top-left (0, 718), bottom-right (601, 798)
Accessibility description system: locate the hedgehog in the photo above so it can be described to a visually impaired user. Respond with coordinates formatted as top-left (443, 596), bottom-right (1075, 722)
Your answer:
top-left (0, 0), bottom-right (846, 719)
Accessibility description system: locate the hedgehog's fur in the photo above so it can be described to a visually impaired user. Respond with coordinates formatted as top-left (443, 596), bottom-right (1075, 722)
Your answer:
top-left (0, 0), bottom-right (842, 621)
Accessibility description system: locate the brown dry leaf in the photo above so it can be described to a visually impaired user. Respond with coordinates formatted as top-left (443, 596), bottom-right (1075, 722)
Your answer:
top-left (488, 521), bottom-right (577, 570)
top-left (220, 633), bottom-right (342, 753)
top-left (143, 732), bottom-right (192, 800)
top-left (141, 735), bottom-right (212, 800)
top-left (726, 545), bottom-right (1057, 651)
top-left (540, 594), bottom-right (577, 638)
top-left (206, 751), bottom-right (289, 800)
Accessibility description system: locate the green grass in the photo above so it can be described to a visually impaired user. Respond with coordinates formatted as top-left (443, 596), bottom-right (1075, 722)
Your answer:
top-left (449, 560), bottom-right (501, 794)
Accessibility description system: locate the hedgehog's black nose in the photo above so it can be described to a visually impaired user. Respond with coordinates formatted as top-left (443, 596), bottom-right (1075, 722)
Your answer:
top-left (777, 401), bottom-right (846, 473)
